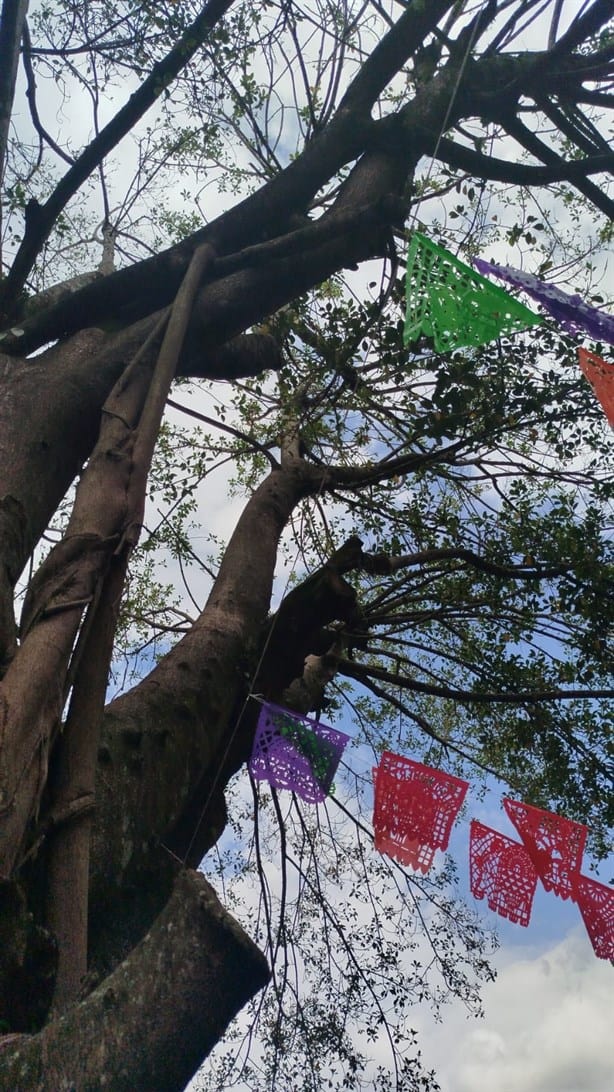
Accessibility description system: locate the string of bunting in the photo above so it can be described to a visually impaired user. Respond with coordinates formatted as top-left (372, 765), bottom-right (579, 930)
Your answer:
top-left (402, 232), bottom-right (613, 425)
top-left (474, 258), bottom-right (614, 425)
top-left (472, 259), bottom-right (614, 347)
top-left (248, 701), bottom-right (613, 961)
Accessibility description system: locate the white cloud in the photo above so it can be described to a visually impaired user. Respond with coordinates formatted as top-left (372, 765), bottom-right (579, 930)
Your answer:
top-left (418, 929), bottom-right (614, 1092)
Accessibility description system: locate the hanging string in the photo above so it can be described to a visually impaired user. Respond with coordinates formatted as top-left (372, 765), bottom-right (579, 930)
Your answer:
top-left (473, 260), bottom-right (614, 347)
top-left (471, 260), bottom-right (614, 421)
top-left (404, 3), bottom-right (489, 236)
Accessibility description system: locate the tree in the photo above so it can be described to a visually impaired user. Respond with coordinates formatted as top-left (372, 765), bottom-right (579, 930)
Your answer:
top-left (0, 1), bottom-right (612, 1088)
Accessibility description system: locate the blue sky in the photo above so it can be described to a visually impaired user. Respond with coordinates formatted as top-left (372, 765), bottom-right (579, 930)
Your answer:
top-left (343, 733), bottom-right (614, 1092)
top-left (413, 925), bottom-right (613, 1092)
top-left (192, 719), bottom-right (613, 1091)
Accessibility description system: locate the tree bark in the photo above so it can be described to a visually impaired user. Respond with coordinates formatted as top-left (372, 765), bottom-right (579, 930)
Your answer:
top-left (0, 328), bottom-right (282, 674)
top-left (0, 870), bottom-right (270, 1092)
top-left (0, 0), bottom-right (29, 191)
top-left (88, 459), bottom-right (321, 910)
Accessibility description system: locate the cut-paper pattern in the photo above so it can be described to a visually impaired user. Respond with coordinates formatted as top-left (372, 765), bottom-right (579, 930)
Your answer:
top-left (575, 874), bottom-right (614, 961)
top-left (473, 259), bottom-right (614, 346)
top-left (503, 799), bottom-right (587, 900)
top-left (469, 820), bottom-right (538, 926)
top-left (372, 751), bottom-right (468, 873)
top-left (578, 347), bottom-right (614, 426)
top-left (249, 702), bottom-right (349, 804)
top-left (404, 233), bottom-right (541, 353)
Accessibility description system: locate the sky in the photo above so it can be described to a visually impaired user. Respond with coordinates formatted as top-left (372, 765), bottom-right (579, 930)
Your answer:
top-left (415, 787), bottom-right (613, 1092)
top-left (413, 926), bottom-right (613, 1092)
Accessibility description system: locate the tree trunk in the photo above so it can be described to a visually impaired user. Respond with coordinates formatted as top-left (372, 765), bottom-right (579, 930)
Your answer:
top-left (89, 460), bottom-right (321, 899)
top-left (0, 870), bottom-right (269, 1092)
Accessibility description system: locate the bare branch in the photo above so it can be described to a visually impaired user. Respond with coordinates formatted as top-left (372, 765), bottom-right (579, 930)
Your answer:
top-left (22, 20), bottom-right (75, 167)
top-left (340, 658), bottom-right (614, 705)
top-left (436, 138), bottom-right (614, 188)
top-left (166, 396), bottom-right (279, 469)
top-left (0, 0), bottom-right (235, 314)
top-left (547, 0), bottom-right (614, 58)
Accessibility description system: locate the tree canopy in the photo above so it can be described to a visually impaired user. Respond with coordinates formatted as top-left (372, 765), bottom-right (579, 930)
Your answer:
top-left (0, 2), bottom-right (612, 1089)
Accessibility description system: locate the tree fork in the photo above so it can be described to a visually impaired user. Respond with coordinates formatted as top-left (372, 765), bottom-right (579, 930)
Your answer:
top-left (88, 458), bottom-right (321, 903)
top-left (0, 327), bottom-right (283, 670)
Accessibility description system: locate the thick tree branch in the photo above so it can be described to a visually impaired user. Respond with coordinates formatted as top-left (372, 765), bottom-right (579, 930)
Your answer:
top-left (436, 138), bottom-right (614, 188)
top-left (339, 0), bottom-right (455, 113)
top-left (499, 113), bottom-right (614, 220)
top-left (537, 97), bottom-right (612, 159)
top-left (184, 188), bottom-right (407, 356)
top-left (1, 192), bottom-right (402, 357)
top-left (0, 72), bottom-right (378, 341)
top-left (323, 439), bottom-right (466, 489)
top-left (123, 244), bottom-right (215, 549)
top-left (0, 0), bottom-right (29, 193)
top-left (354, 546), bottom-right (574, 582)
top-left (0, 871), bottom-right (270, 1092)
top-left (3, 27), bottom-right (609, 354)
